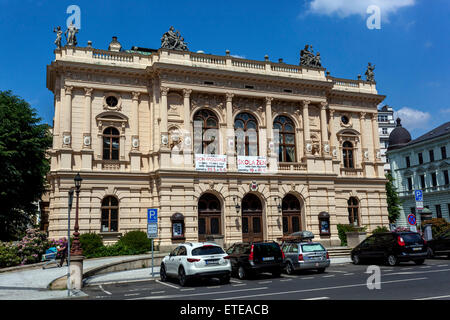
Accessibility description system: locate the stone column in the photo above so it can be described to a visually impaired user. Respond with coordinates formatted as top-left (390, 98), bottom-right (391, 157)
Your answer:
top-left (302, 100), bottom-right (311, 155)
top-left (53, 91), bottom-right (61, 149)
top-left (131, 92), bottom-right (140, 150)
top-left (83, 88), bottom-right (93, 148)
top-left (371, 113), bottom-right (382, 176)
top-left (225, 93), bottom-right (235, 169)
top-left (62, 86), bottom-right (73, 147)
top-left (360, 112), bottom-right (368, 162)
top-left (320, 102), bottom-right (330, 155)
top-left (183, 89), bottom-right (193, 166)
top-left (160, 87), bottom-right (170, 148)
top-left (265, 97), bottom-right (273, 155)
top-left (329, 109), bottom-right (337, 158)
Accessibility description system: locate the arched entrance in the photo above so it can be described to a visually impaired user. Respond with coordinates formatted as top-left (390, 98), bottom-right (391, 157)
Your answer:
top-left (282, 194), bottom-right (302, 235)
top-left (241, 193), bottom-right (263, 242)
top-left (198, 193), bottom-right (222, 241)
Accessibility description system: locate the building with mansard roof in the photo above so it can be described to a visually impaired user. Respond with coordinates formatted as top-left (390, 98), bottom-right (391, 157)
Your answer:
top-left (46, 29), bottom-right (389, 250)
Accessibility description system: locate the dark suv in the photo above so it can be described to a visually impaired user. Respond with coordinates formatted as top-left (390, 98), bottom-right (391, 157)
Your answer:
top-left (351, 232), bottom-right (427, 266)
top-left (226, 241), bottom-right (285, 279)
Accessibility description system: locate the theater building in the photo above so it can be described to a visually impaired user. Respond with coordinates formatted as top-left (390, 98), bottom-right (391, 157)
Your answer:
top-left (46, 29), bottom-right (388, 250)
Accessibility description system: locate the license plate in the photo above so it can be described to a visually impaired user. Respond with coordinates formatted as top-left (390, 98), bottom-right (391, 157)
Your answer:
top-left (262, 257), bottom-right (274, 261)
top-left (206, 259), bottom-right (219, 265)
top-left (413, 247), bottom-right (422, 251)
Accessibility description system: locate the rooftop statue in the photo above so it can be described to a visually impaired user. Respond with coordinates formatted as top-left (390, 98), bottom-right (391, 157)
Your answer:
top-left (65, 22), bottom-right (78, 46)
top-left (365, 62), bottom-right (375, 82)
top-left (53, 26), bottom-right (63, 49)
top-left (161, 26), bottom-right (189, 51)
top-left (300, 44), bottom-right (322, 68)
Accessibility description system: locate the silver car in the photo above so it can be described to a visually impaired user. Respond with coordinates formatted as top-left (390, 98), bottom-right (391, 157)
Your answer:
top-left (281, 241), bottom-right (330, 274)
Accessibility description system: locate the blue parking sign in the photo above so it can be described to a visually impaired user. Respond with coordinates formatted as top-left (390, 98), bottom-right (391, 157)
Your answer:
top-left (147, 209), bottom-right (158, 223)
top-left (414, 190), bottom-right (423, 202)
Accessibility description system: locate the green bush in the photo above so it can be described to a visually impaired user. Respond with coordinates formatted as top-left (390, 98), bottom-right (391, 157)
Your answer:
top-left (421, 218), bottom-right (450, 237)
top-left (0, 242), bottom-right (21, 268)
top-left (80, 233), bottom-right (103, 257)
top-left (372, 226), bottom-right (390, 234)
top-left (337, 224), bottom-right (367, 246)
top-left (117, 231), bottom-right (151, 254)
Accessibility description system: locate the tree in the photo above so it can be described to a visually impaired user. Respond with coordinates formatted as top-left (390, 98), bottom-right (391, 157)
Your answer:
top-left (385, 172), bottom-right (402, 224)
top-left (0, 91), bottom-right (52, 241)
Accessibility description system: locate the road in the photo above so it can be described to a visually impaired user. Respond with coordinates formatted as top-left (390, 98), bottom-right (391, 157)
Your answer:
top-left (81, 258), bottom-right (450, 300)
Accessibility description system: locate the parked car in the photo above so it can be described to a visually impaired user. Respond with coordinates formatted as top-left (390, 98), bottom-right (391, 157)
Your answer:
top-left (160, 242), bottom-right (231, 286)
top-left (226, 241), bottom-right (285, 280)
top-left (427, 229), bottom-right (450, 258)
top-left (281, 241), bottom-right (330, 274)
top-left (351, 231), bottom-right (427, 266)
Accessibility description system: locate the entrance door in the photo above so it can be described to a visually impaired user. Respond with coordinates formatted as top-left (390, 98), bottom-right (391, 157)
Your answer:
top-left (198, 193), bottom-right (221, 241)
top-left (282, 194), bottom-right (302, 235)
top-left (242, 194), bottom-right (263, 242)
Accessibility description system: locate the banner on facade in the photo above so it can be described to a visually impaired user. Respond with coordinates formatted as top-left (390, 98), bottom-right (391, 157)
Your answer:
top-left (195, 154), bottom-right (227, 172)
top-left (237, 156), bottom-right (267, 173)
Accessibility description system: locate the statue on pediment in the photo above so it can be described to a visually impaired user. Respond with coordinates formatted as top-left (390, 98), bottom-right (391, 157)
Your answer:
top-left (53, 26), bottom-right (63, 49)
top-left (161, 26), bottom-right (189, 51)
top-left (65, 22), bottom-right (78, 46)
top-left (300, 44), bottom-right (322, 68)
top-left (365, 62), bottom-right (375, 82)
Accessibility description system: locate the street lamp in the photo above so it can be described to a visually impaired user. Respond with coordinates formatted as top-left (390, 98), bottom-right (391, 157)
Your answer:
top-left (70, 173), bottom-right (83, 256)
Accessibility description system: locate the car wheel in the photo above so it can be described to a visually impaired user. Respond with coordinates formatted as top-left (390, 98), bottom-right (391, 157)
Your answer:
top-left (220, 274), bottom-right (231, 284)
top-left (414, 259), bottom-right (425, 265)
top-left (160, 264), bottom-right (168, 282)
top-left (386, 254), bottom-right (399, 266)
top-left (317, 268), bottom-right (326, 274)
top-left (352, 254), bottom-right (361, 265)
top-left (427, 247), bottom-right (434, 258)
top-left (178, 267), bottom-right (189, 287)
top-left (285, 262), bottom-right (295, 275)
top-left (238, 266), bottom-right (247, 280)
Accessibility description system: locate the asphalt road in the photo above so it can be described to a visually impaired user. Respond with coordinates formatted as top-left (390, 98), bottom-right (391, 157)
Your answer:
top-left (81, 258), bottom-right (450, 301)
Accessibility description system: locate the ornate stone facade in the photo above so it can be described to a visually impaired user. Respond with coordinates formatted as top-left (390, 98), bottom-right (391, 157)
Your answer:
top-left (46, 40), bottom-right (388, 249)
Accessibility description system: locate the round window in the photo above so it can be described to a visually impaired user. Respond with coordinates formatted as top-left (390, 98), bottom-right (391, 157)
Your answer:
top-left (341, 115), bottom-right (349, 125)
top-left (106, 96), bottom-right (118, 108)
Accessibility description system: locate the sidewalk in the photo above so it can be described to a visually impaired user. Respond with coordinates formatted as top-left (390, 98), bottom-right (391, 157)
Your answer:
top-left (0, 255), bottom-right (351, 300)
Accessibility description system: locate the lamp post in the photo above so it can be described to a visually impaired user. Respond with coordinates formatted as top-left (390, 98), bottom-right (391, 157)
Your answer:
top-left (70, 173), bottom-right (83, 256)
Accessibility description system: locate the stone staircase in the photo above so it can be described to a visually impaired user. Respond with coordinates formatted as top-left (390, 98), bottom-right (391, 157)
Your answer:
top-left (326, 246), bottom-right (352, 258)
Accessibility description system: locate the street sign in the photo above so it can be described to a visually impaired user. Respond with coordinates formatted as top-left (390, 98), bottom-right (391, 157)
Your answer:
top-left (147, 223), bottom-right (158, 238)
top-left (147, 208), bottom-right (158, 223)
top-left (416, 201), bottom-right (424, 210)
top-left (414, 190), bottom-right (423, 202)
top-left (407, 214), bottom-right (416, 226)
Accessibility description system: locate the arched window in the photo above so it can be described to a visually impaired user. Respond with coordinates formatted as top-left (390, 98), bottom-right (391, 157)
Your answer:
top-left (273, 116), bottom-right (296, 162)
top-left (343, 141), bottom-right (354, 168)
top-left (193, 110), bottom-right (219, 155)
top-left (241, 194), bottom-right (263, 242)
top-left (348, 197), bottom-right (359, 226)
top-left (103, 127), bottom-right (120, 160)
top-left (235, 112), bottom-right (258, 156)
top-left (101, 196), bottom-right (119, 232)
top-left (198, 193), bottom-right (222, 240)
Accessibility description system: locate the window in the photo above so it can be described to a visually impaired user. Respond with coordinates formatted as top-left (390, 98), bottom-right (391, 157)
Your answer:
top-left (407, 177), bottom-right (413, 191)
top-left (343, 141), bottom-right (354, 168)
top-left (198, 193), bottom-right (221, 240)
top-left (282, 194), bottom-right (302, 235)
top-left (235, 113), bottom-right (258, 156)
top-left (431, 172), bottom-right (437, 187)
top-left (442, 146), bottom-right (447, 159)
top-left (382, 128), bottom-right (388, 135)
top-left (341, 115), bottom-right (349, 125)
top-left (418, 152), bottom-right (423, 164)
top-left (406, 156), bottom-right (410, 168)
top-left (348, 197), bottom-right (359, 226)
top-left (273, 116), bottom-right (296, 162)
top-left (435, 205), bottom-right (442, 218)
top-left (429, 150), bottom-right (434, 162)
top-left (444, 170), bottom-right (449, 185)
top-left (101, 196), bottom-right (119, 232)
top-left (193, 109), bottom-right (219, 155)
top-left (106, 96), bottom-right (118, 108)
top-left (103, 127), bottom-right (120, 160)
top-left (420, 175), bottom-right (426, 190)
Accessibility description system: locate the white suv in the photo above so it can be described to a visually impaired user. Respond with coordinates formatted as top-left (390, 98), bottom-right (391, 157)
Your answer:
top-left (160, 242), bottom-right (231, 286)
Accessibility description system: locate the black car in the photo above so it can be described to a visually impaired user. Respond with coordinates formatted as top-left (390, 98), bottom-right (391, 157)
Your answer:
top-left (351, 232), bottom-right (427, 266)
top-left (427, 230), bottom-right (450, 258)
top-left (226, 241), bottom-right (285, 279)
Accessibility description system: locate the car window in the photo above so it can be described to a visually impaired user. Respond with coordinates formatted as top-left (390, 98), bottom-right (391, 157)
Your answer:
top-left (282, 244), bottom-right (291, 253)
top-left (402, 233), bottom-right (424, 244)
top-left (192, 245), bottom-right (224, 256)
top-left (170, 247), bottom-right (180, 256)
top-left (178, 246), bottom-right (187, 256)
top-left (363, 236), bottom-right (377, 246)
top-left (289, 245), bottom-right (299, 253)
top-left (380, 234), bottom-right (393, 243)
top-left (233, 244), bottom-right (243, 254)
top-left (301, 244), bottom-right (325, 252)
top-left (242, 244), bottom-right (251, 255)
top-left (226, 245), bottom-right (235, 254)
top-left (254, 243), bottom-right (280, 256)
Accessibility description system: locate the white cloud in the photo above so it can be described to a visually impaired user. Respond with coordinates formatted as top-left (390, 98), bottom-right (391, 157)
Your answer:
top-left (231, 54), bottom-right (246, 59)
top-left (306, 0), bottom-right (415, 18)
top-left (440, 108), bottom-right (450, 114)
top-left (394, 107), bottom-right (431, 130)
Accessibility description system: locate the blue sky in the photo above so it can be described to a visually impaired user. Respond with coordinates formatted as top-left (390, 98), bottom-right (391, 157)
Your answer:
top-left (0, 0), bottom-right (448, 138)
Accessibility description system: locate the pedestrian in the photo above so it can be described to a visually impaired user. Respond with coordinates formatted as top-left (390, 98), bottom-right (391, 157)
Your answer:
top-left (57, 244), bottom-right (68, 267)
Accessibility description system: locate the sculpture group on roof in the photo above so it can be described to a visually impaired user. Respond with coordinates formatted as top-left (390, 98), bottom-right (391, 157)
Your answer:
top-left (300, 45), bottom-right (322, 68)
top-left (53, 22), bottom-right (79, 49)
top-left (160, 26), bottom-right (189, 51)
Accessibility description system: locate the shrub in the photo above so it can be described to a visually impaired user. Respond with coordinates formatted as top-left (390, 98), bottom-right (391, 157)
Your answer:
top-left (337, 224), bottom-right (367, 246)
top-left (0, 242), bottom-right (21, 268)
top-left (421, 218), bottom-right (450, 238)
top-left (117, 231), bottom-right (151, 254)
top-left (80, 233), bottom-right (103, 257)
top-left (372, 226), bottom-right (390, 234)
top-left (16, 228), bottom-right (49, 265)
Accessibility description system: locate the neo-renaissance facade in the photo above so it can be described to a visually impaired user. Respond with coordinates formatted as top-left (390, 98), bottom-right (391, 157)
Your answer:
top-left (46, 29), bottom-right (389, 249)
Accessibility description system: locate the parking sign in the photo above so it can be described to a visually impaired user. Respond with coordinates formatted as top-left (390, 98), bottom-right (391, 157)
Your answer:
top-left (414, 190), bottom-right (423, 202)
top-left (147, 209), bottom-right (158, 223)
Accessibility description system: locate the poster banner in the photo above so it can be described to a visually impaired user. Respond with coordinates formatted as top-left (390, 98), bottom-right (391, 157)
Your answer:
top-left (237, 156), bottom-right (267, 173)
top-left (195, 154), bottom-right (227, 172)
